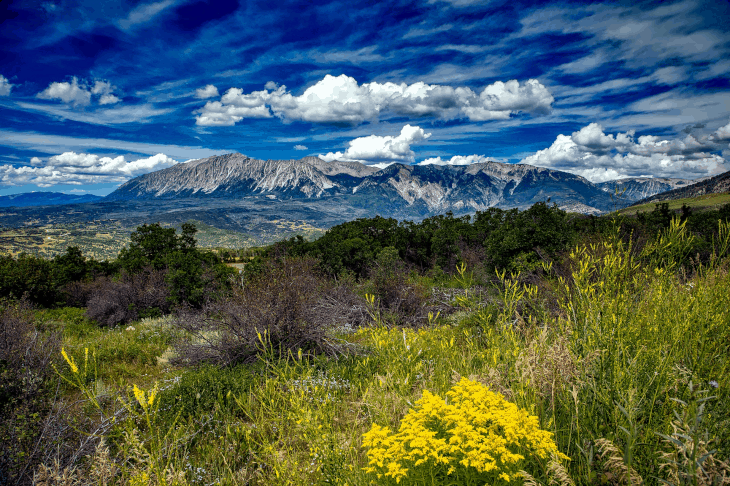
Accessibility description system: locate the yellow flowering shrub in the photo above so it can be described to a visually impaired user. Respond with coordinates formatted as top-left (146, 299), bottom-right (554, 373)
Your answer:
top-left (362, 377), bottom-right (567, 485)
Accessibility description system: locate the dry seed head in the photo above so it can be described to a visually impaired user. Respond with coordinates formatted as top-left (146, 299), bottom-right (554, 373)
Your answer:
top-left (595, 438), bottom-right (644, 485)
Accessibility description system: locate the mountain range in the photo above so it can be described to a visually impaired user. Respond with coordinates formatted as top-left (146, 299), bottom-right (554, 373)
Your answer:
top-left (107, 153), bottom-right (635, 215)
top-left (0, 192), bottom-right (103, 208)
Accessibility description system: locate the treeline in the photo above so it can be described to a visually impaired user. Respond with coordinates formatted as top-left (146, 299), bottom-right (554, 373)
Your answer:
top-left (265, 201), bottom-right (730, 280)
top-left (0, 223), bottom-right (234, 324)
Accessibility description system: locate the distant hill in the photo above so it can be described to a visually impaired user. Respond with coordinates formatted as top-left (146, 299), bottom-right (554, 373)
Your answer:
top-left (631, 170), bottom-right (730, 206)
top-left (0, 192), bottom-right (103, 208)
top-left (106, 153), bottom-right (628, 214)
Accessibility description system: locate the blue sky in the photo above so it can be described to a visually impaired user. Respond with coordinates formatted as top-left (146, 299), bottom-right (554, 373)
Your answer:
top-left (1, 0), bottom-right (729, 196)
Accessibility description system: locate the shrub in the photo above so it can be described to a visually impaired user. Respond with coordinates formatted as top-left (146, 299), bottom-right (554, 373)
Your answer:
top-left (85, 268), bottom-right (170, 327)
top-left (367, 247), bottom-right (433, 327)
top-left (172, 257), bottom-right (352, 366)
top-left (0, 298), bottom-right (62, 484)
top-left (361, 377), bottom-right (568, 485)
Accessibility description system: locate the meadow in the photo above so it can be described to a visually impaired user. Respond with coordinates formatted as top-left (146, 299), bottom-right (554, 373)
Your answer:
top-left (2, 205), bottom-right (730, 485)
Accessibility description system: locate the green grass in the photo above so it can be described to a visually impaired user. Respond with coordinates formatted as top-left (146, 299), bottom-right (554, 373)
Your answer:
top-left (45, 220), bottom-right (730, 485)
top-left (619, 193), bottom-right (730, 216)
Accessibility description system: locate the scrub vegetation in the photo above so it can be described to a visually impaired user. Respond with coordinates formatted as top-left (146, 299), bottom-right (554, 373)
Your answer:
top-left (2, 202), bottom-right (730, 485)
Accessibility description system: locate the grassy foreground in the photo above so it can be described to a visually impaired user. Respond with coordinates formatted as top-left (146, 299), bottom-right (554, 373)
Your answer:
top-left (36, 220), bottom-right (730, 484)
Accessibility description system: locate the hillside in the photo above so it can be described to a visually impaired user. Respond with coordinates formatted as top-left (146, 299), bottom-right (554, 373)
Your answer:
top-left (631, 169), bottom-right (730, 206)
top-left (596, 177), bottom-right (696, 201)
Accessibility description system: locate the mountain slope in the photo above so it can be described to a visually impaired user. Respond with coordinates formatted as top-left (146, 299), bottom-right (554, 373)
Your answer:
top-left (596, 177), bottom-right (697, 202)
top-left (631, 170), bottom-right (730, 206)
top-left (107, 153), bottom-right (626, 214)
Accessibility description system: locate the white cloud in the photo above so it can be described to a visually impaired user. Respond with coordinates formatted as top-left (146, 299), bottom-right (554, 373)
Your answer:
top-left (91, 80), bottom-right (121, 105)
top-left (195, 84), bottom-right (219, 99)
top-left (0, 75), bottom-right (12, 96)
top-left (0, 131), bottom-right (226, 160)
top-left (522, 122), bottom-right (730, 182)
top-left (294, 145), bottom-right (308, 150)
top-left (418, 154), bottom-right (495, 166)
top-left (118, 0), bottom-right (176, 30)
top-left (36, 78), bottom-right (121, 106)
top-left (264, 81), bottom-right (279, 90)
top-left (319, 125), bottom-right (431, 164)
top-left (714, 119), bottom-right (730, 141)
top-left (16, 102), bottom-right (169, 125)
top-left (0, 152), bottom-right (179, 188)
top-left (37, 78), bottom-right (92, 106)
top-left (195, 74), bottom-right (554, 127)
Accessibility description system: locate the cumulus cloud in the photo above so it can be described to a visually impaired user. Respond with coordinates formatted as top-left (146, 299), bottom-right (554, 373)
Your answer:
top-left (0, 152), bottom-right (178, 188)
top-left (37, 78), bottom-right (121, 106)
top-left (195, 84), bottom-right (219, 99)
top-left (319, 125), bottom-right (431, 164)
top-left (294, 145), bottom-right (308, 150)
top-left (37, 78), bottom-right (91, 106)
top-left (418, 154), bottom-right (496, 166)
top-left (91, 80), bottom-right (121, 105)
top-left (0, 75), bottom-right (12, 96)
top-left (714, 119), bottom-right (730, 141)
top-left (195, 74), bottom-right (554, 127)
top-left (522, 122), bottom-right (730, 182)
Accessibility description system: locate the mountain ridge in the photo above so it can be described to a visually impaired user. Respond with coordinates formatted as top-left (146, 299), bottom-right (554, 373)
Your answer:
top-left (0, 192), bottom-right (103, 208)
top-left (107, 153), bottom-right (632, 214)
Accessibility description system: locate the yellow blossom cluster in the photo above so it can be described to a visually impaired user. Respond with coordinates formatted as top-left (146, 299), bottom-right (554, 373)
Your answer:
top-left (362, 377), bottom-right (567, 485)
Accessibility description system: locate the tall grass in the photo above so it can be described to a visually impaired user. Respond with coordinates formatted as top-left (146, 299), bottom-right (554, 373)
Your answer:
top-left (48, 218), bottom-right (730, 485)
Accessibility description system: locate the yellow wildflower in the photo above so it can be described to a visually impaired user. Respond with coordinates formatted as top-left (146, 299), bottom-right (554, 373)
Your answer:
top-left (133, 384), bottom-right (146, 410)
top-left (61, 348), bottom-right (78, 374)
top-left (361, 378), bottom-right (568, 484)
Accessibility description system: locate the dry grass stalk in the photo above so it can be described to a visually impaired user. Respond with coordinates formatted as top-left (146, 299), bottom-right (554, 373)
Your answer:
top-left (548, 456), bottom-right (576, 486)
top-left (519, 470), bottom-right (543, 486)
top-left (658, 422), bottom-right (730, 485)
top-left (515, 330), bottom-right (585, 407)
top-left (88, 439), bottom-right (117, 486)
top-left (595, 438), bottom-right (644, 485)
top-left (33, 460), bottom-right (82, 486)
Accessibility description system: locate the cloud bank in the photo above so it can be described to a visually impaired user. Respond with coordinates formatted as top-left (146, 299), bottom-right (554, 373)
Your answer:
top-left (522, 121), bottom-right (730, 182)
top-left (0, 152), bottom-right (178, 187)
top-left (319, 124), bottom-right (431, 164)
top-left (418, 154), bottom-right (496, 166)
top-left (195, 74), bottom-right (554, 126)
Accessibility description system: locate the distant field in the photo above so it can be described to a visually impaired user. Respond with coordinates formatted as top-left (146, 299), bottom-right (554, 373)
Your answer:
top-left (0, 218), bottom-right (325, 259)
top-left (0, 221), bottom-right (131, 259)
top-left (618, 193), bottom-right (730, 216)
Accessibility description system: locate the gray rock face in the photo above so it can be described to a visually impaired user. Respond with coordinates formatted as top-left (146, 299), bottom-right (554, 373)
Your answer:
top-left (107, 153), bottom-right (635, 214)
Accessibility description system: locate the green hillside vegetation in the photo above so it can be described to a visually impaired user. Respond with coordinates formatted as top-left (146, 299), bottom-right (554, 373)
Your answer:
top-left (620, 193), bottom-right (730, 216)
top-left (2, 203), bottom-right (730, 485)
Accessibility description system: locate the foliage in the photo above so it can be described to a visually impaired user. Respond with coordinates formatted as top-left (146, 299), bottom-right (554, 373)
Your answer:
top-left (118, 222), bottom-right (234, 308)
top-left (0, 298), bottom-right (62, 484)
top-left (362, 377), bottom-right (568, 485)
